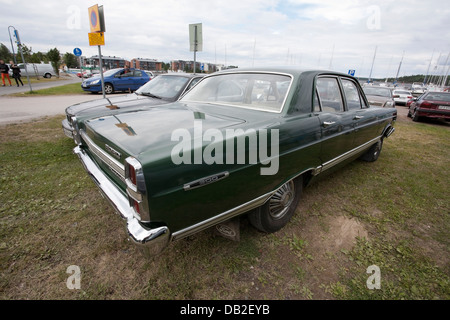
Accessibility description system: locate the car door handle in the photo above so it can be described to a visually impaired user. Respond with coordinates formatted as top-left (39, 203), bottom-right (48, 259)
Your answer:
top-left (322, 121), bottom-right (336, 128)
top-left (353, 115), bottom-right (364, 120)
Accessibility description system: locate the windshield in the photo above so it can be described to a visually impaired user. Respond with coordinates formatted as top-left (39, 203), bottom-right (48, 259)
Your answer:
top-left (363, 87), bottom-right (392, 98)
top-left (136, 75), bottom-right (190, 100)
top-left (181, 72), bottom-right (292, 113)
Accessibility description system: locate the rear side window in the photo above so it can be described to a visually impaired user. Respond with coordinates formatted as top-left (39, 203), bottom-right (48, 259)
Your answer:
top-left (341, 79), bottom-right (362, 110)
top-left (316, 77), bottom-right (344, 113)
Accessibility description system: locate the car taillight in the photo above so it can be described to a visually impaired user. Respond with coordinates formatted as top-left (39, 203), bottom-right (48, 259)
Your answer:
top-left (420, 101), bottom-right (432, 108)
top-left (125, 157), bottom-right (150, 222)
top-left (129, 165), bottom-right (137, 185)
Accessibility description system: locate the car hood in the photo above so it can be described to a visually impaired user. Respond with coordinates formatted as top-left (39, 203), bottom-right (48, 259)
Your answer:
top-left (65, 94), bottom-right (169, 117)
top-left (83, 102), bottom-right (247, 156)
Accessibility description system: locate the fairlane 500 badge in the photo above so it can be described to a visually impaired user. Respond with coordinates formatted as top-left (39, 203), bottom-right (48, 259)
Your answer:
top-left (105, 144), bottom-right (121, 160)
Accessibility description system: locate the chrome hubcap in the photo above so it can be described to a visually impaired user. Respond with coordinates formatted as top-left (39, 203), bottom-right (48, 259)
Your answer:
top-left (268, 181), bottom-right (295, 220)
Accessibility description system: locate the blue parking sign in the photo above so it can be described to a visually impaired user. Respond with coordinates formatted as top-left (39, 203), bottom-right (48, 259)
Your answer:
top-left (348, 69), bottom-right (356, 76)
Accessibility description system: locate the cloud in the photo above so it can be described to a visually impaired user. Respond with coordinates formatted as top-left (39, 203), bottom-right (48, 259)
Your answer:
top-left (0, 0), bottom-right (449, 78)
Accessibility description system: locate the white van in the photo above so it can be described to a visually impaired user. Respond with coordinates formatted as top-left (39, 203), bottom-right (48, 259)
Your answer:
top-left (18, 63), bottom-right (57, 78)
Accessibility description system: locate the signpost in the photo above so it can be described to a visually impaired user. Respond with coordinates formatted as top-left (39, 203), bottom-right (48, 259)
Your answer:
top-left (88, 4), bottom-right (106, 98)
top-left (9, 27), bottom-right (32, 92)
top-left (73, 48), bottom-right (82, 80)
top-left (189, 23), bottom-right (203, 74)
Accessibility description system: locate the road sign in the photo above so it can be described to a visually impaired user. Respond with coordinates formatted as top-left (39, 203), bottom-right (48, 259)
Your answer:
top-left (88, 32), bottom-right (105, 46)
top-left (189, 23), bottom-right (203, 52)
top-left (348, 69), bottom-right (356, 76)
top-left (73, 48), bottom-right (82, 56)
top-left (88, 4), bottom-right (106, 33)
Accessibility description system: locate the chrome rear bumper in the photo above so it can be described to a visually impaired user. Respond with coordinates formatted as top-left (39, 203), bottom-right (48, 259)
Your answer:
top-left (73, 146), bottom-right (170, 256)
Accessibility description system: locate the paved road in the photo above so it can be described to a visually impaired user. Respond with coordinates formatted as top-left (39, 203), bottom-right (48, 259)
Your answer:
top-left (0, 95), bottom-right (98, 126)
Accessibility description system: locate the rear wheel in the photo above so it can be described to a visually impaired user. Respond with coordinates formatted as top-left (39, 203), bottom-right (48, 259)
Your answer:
top-left (360, 139), bottom-right (383, 162)
top-left (248, 177), bottom-right (302, 233)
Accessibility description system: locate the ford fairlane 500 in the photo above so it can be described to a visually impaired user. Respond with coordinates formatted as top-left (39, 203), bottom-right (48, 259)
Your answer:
top-left (72, 67), bottom-right (396, 256)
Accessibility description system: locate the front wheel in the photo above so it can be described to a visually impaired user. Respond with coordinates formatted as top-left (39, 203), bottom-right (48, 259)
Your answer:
top-left (412, 109), bottom-right (421, 122)
top-left (104, 83), bottom-right (114, 94)
top-left (248, 177), bottom-right (302, 233)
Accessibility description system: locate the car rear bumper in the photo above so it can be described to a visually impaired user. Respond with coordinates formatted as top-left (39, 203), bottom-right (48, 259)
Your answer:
top-left (73, 145), bottom-right (171, 256)
top-left (417, 108), bottom-right (450, 119)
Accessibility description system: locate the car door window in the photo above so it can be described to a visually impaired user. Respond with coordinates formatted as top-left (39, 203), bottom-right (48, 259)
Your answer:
top-left (341, 79), bottom-right (362, 110)
top-left (134, 70), bottom-right (143, 77)
top-left (316, 77), bottom-right (344, 113)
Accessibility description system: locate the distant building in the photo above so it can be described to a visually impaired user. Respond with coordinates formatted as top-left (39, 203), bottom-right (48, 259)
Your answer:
top-left (131, 58), bottom-right (162, 71)
top-left (86, 55), bottom-right (126, 70)
top-left (170, 59), bottom-right (221, 73)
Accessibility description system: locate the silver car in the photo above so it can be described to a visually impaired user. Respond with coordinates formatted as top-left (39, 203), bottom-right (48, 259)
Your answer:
top-left (363, 86), bottom-right (396, 108)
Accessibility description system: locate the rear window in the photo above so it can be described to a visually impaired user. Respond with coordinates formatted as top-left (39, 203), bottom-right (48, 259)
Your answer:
top-left (424, 92), bottom-right (450, 102)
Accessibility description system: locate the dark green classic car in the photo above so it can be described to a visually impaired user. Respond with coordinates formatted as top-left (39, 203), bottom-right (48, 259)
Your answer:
top-left (72, 67), bottom-right (396, 256)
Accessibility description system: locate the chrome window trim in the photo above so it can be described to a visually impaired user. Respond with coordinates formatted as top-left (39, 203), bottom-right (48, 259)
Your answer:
top-left (181, 71), bottom-right (294, 114)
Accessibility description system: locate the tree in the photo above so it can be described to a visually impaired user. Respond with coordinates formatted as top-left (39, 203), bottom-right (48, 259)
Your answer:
top-left (16, 44), bottom-right (33, 63)
top-left (63, 52), bottom-right (79, 68)
top-left (0, 43), bottom-right (13, 62)
top-left (47, 47), bottom-right (61, 76)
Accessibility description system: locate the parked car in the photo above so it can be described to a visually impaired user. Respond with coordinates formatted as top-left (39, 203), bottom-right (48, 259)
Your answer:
top-left (81, 68), bottom-right (150, 94)
top-left (144, 70), bottom-right (154, 79)
top-left (407, 91), bottom-right (450, 121)
top-left (63, 73), bottom-right (204, 139)
top-left (363, 86), bottom-right (396, 108)
top-left (16, 63), bottom-right (56, 78)
top-left (72, 67), bottom-right (397, 256)
top-left (392, 89), bottom-right (413, 106)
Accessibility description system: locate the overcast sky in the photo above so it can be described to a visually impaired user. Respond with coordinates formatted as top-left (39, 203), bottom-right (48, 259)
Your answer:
top-left (1, 0), bottom-right (449, 78)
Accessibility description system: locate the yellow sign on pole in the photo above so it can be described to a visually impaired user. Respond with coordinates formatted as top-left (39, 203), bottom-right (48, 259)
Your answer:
top-left (88, 32), bottom-right (105, 46)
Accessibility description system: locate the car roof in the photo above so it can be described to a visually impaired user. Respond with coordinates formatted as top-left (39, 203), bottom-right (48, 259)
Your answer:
top-left (157, 73), bottom-right (204, 78)
top-left (216, 66), bottom-right (351, 79)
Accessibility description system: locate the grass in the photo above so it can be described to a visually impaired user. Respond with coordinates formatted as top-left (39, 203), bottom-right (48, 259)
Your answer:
top-left (10, 82), bottom-right (86, 96)
top-left (0, 115), bottom-right (449, 300)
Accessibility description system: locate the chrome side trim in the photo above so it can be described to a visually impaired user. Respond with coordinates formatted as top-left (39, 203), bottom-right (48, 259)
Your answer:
top-left (172, 191), bottom-right (275, 241)
top-left (313, 135), bottom-right (383, 176)
top-left (80, 130), bottom-right (126, 183)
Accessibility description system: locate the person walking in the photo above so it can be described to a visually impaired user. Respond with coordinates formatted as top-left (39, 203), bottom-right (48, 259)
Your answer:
top-left (0, 59), bottom-right (12, 86)
top-left (10, 61), bottom-right (23, 87)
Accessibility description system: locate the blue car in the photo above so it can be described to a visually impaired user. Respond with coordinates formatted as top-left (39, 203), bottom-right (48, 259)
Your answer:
top-left (81, 68), bottom-right (151, 94)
